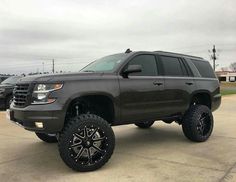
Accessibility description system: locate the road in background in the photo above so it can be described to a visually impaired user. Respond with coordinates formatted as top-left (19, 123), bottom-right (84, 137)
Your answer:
top-left (0, 96), bottom-right (236, 182)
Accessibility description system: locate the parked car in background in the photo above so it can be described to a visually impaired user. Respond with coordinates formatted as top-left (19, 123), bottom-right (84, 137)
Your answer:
top-left (0, 76), bottom-right (22, 109)
top-left (0, 75), bottom-right (9, 83)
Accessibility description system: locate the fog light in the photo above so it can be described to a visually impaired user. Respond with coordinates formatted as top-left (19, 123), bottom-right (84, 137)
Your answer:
top-left (35, 122), bottom-right (43, 128)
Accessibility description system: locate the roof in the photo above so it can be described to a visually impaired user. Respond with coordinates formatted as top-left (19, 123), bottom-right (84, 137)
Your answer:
top-left (154, 51), bottom-right (203, 60)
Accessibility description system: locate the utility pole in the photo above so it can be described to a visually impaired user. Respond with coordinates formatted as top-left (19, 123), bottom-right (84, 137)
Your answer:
top-left (52, 59), bottom-right (55, 73)
top-left (211, 45), bottom-right (217, 71)
top-left (42, 62), bottom-right (44, 74)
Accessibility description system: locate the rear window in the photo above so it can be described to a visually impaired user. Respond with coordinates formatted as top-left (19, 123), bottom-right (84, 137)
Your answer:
top-left (160, 56), bottom-right (187, 76)
top-left (191, 60), bottom-right (216, 78)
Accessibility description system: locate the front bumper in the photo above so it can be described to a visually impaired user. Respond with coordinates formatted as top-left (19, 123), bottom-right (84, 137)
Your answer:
top-left (8, 102), bottom-right (65, 134)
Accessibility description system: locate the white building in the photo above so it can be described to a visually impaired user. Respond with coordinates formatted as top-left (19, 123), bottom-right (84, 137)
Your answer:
top-left (216, 71), bottom-right (236, 82)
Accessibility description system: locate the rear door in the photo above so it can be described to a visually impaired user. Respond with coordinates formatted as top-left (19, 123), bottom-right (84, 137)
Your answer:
top-left (119, 54), bottom-right (165, 122)
top-left (159, 55), bottom-right (196, 115)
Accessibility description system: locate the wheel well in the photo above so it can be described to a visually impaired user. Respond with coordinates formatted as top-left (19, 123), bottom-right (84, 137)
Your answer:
top-left (65, 95), bottom-right (115, 124)
top-left (191, 93), bottom-right (211, 109)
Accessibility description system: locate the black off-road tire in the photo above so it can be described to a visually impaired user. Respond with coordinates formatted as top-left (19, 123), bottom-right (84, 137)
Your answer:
top-left (58, 114), bottom-right (115, 172)
top-left (35, 133), bottom-right (58, 143)
top-left (182, 105), bottom-right (214, 142)
top-left (135, 121), bottom-right (155, 129)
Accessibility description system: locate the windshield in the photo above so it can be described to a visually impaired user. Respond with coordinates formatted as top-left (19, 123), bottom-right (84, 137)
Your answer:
top-left (80, 53), bottom-right (129, 73)
top-left (1, 76), bottom-right (21, 85)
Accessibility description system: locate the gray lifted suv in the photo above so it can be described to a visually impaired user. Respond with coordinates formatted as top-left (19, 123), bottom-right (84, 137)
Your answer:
top-left (8, 50), bottom-right (221, 172)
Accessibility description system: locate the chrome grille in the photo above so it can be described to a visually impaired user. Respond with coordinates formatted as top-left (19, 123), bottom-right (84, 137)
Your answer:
top-left (13, 84), bottom-right (30, 107)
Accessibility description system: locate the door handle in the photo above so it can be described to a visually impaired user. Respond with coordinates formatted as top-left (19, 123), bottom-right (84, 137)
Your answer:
top-left (185, 82), bottom-right (193, 85)
top-left (153, 81), bottom-right (163, 86)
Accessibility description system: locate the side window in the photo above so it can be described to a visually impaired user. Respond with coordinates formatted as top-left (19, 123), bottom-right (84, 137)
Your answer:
top-left (191, 59), bottom-right (216, 78)
top-left (127, 55), bottom-right (158, 76)
top-left (161, 56), bottom-right (187, 76)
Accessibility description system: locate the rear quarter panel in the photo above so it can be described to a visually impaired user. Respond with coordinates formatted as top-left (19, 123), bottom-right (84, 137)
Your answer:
top-left (192, 77), bottom-right (221, 111)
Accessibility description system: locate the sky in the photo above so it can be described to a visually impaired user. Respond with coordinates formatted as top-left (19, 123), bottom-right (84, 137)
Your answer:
top-left (0, 0), bottom-right (236, 74)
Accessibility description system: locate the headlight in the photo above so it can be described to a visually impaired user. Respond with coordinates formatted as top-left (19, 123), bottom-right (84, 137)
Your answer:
top-left (32, 83), bottom-right (63, 104)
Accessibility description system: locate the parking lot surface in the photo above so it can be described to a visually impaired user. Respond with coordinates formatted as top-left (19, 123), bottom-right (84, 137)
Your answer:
top-left (0, 95), bottom-right (236, 182)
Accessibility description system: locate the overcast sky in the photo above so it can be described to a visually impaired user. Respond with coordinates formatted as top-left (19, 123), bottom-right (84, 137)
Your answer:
top-left (0, 0), bottom-right (236, 74)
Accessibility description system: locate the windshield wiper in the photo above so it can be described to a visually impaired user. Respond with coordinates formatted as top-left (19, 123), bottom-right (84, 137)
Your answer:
top-left (83, 70), bottom-right (96, 73)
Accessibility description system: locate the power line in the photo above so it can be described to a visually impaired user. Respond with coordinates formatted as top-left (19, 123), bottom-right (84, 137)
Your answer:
top-left (168, 43), bottom-right (236, 52)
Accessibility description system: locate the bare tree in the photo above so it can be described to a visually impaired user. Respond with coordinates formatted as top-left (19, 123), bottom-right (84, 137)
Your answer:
top-left (230, 62), bottom-right (236, 71)
top-left (220, 67), bottom-right (228, 71)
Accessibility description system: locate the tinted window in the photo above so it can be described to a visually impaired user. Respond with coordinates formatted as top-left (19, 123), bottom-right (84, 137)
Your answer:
top-left (127, 55), bottom-right (158, 76)
top-left (161, 56), bottom-right (186, 76)
top-left (191, 60), bottom-right (216, 78)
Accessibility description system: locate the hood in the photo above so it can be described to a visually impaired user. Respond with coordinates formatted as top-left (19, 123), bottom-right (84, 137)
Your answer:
top-left (17, 72), bottom-right (111, 83)
top-left (0, 83), bottom-right (14, 89)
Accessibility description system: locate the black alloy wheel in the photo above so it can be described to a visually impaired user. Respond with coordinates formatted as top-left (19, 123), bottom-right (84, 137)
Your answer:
top-left (59, 114), bottom-right (115, 172)
top-left (182, 105), bottom-right (214, 142)
top-left (69, 125), bottom-right (108, 165)
top-left (196, 113), bottom-right (212, 136)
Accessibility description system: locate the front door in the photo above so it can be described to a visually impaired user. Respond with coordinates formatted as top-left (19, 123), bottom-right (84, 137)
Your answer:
top-left (119, 54), bottom-right (165, 122)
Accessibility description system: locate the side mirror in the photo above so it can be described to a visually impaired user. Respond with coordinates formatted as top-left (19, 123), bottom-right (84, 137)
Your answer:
top-left (123, 65), bottom-right (142, 78)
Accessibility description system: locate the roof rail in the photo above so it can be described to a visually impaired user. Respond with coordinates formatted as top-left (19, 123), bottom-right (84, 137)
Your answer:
top-left (154, 51), bottom-right (203, 59)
